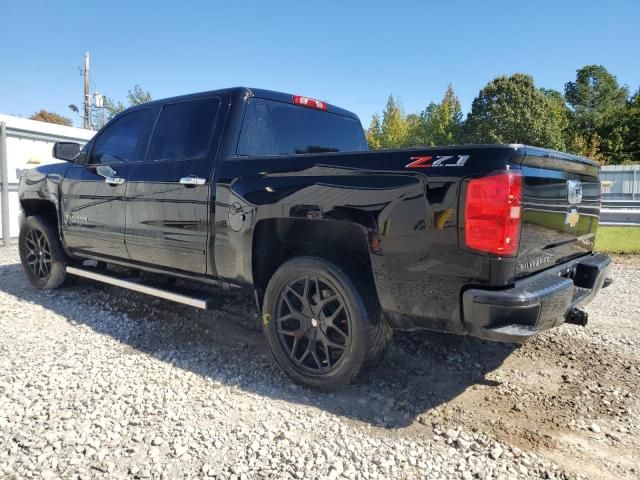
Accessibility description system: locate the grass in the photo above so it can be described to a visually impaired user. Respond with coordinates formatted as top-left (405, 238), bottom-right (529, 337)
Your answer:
top-left (596, 226), bottom-right (640, 254)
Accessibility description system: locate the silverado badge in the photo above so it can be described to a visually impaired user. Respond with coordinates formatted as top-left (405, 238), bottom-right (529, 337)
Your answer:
top-left (565, 208), bottom-right (580, 228)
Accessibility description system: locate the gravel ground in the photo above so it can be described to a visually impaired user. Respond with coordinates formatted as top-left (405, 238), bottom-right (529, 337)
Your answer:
top-left (0, 246), bottom-right (638, 480)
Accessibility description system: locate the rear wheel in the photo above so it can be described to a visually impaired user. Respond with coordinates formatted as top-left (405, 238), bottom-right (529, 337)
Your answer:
top-left (19, 214), bottom-right (69, 289)
top-left (262, 257), bottom-right (391, 391)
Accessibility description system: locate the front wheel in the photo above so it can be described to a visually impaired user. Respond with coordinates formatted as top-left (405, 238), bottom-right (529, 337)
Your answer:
top-left (262, 257), bottom-right (391, 391)
top-left (19, 214), bottom-right (69, 289)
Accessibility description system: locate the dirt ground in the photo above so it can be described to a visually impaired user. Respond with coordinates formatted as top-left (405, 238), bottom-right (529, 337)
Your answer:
top-left (390, 255), bottom-right (639, 479)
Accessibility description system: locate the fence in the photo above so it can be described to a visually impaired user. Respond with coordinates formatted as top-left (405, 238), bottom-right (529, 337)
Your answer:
top-left (600, 165), bottom-right (640, 201)
top-left (0, 115), bottom-right (94, 245)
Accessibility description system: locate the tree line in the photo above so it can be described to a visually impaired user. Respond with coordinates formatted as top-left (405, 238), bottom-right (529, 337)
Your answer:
top-left (366, 65), bottom-right (640, 164)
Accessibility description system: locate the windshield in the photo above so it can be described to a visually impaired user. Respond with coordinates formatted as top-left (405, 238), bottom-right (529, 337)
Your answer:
top-left (237, 98), bottom-right (367, 156)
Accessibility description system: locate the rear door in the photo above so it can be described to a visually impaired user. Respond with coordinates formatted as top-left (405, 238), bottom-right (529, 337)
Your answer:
top-left (125, 96), bottom-right (224, 274)
top-left (61, 108), bottom-right (154, 259)
top-left (516, 149), bottom-right (601, 278)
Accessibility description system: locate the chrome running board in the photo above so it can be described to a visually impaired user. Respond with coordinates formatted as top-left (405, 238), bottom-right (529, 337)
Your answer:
top-left (66, 266), bottom-right (212, 310)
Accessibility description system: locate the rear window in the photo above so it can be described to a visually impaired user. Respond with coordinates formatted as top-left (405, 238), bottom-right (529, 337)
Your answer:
top-left (237, 98), bottom-right (367, 156)
top-left (147, 98), bottom-right (220, 162)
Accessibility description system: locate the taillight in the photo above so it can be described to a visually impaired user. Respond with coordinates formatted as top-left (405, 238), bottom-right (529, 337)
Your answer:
top-left (293, 95), bottom-right (327, 111)
top-left (464, 171), bottom-right (522, 256)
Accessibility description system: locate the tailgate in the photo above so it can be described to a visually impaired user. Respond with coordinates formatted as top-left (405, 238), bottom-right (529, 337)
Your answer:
top-left (516, 148), bottom-right (601, 278)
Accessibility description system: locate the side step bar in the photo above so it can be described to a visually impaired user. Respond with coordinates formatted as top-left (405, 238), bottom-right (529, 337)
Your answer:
top-left (66, 266), bottom-right (213, 310)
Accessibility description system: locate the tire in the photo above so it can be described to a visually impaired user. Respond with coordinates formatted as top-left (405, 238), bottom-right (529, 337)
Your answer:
top-left (19, 214), bottom-right (69, 290)
top-left (262, 256), bottom-right (391, 391)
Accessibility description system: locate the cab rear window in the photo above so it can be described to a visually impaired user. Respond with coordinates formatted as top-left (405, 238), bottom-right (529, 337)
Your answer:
top-left (237, 98), bottom-right (367, 156)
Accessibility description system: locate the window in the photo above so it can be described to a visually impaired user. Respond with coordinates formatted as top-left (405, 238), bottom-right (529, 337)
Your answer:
top-left (237, 98), bottom-right (368, 156)
top-left (146, 98), bottom-right (220, 162)
top-left (75, 139), bottom-right (93, 164)
top-left (89, 109), bottom-right (152, 165)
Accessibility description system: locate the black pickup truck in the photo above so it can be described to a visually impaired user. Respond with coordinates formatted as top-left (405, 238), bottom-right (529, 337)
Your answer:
top-left (18, 87), bottom-right (612, 390)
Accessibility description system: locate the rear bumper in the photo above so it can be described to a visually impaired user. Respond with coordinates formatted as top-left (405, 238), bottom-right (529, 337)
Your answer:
top-left (462, 253), bottom-right (612, 343)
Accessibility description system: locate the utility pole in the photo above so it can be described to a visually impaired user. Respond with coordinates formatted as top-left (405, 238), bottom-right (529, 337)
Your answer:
top-left (83, 52), bottom-right (90, 129)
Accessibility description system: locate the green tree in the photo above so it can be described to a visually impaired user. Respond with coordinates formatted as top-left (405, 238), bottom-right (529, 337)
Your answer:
top-left (379, 95), bottom-right (408, 148)
top-left (29, 110), bottom-right (73, 127)
top-left (540, 88), bottom-right (570, 150)
top-left (422, 84), bottom-right (463, 146)
top-left (464, 73), bottom-right (565, 149)
top-left (566, 131), bottom-right (608, 164)
top-left (404, 113), bottom-right (423, 147)
top-left (565, 65), bottom-right (629, 163)
top-left (366, 95), bottom-right (409, 149)
top-left (622, 89), bottom-right (640, 162)
top-left (398, 84), bottom-right (464, 148)
top-left (365, 112), bottom-right (383, 149)
top-left (105, 84), bottom-right (153, 119)
top-left (565, 65), bottom-right (628, 134)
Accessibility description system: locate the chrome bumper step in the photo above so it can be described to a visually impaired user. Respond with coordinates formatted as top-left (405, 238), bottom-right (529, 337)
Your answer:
top-left (66, 266), bottom-right (213, 310)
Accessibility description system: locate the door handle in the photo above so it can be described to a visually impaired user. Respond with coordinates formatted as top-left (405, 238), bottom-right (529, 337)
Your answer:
top-left (179, 176), bottom-right (206, 187)
top-left (105, 176), bottom-right (125, 186)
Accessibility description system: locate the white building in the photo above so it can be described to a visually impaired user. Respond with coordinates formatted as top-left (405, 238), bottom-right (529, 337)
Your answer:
top-left (0, 114), bottom-right (95, 243)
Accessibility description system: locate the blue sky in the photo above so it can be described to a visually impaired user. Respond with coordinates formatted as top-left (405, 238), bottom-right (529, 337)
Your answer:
top-left (2, 0), bottom-right (639, 128)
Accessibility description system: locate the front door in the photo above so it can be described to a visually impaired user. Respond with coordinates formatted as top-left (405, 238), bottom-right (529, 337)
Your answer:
top-left (125, 96), bottom-right (223, 274)
top-left (61, 108), bottom-right (155, 259)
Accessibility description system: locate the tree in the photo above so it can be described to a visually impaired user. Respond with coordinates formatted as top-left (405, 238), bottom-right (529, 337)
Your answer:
top-left (565, 65), bottom-right (628, 134)
top-left (566, 131), bottom-right (608, 164)
top-left (367, 89), bottom-right (464, 150)
top-left (365, 113), bottom-right (383, 149)
top-left (366, 95), bottom-right (410, 149)
top-left (540, 88), bottom-right (571, 150)
top-left (622, 89), bottom-right (640, 162)
top-left (379, 95), bottom-right (408, 149)
top-left (364, 67), bottom-right (639, 163)
top-left (29, 110), bottom-right (73, 127)
top-left (105, 84), bottom-right (152, 119)
top-left (417, 84), bottom-right (463, 146)
top-left (464, 73), bottom-right (566, 149)
top-left (404, 113), bottom-right (423, 147)
top-left (405, 85), bottom-right (463, 147)
top-left (565, 65), bottom-right (629, 163)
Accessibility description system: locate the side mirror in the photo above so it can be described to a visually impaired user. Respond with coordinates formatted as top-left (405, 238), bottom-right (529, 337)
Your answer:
top-left (52, 142), bottom-right (81, 161)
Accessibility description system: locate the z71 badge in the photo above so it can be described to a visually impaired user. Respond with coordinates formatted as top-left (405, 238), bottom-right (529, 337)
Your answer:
top-left (406, 155), bottom-right (470, 168)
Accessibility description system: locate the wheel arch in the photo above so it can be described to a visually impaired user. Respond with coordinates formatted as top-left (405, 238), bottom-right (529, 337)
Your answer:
top-left (20, 199), bottom-right (58, 219)
top-left (19, 199), bottom-right (68, 254)
top-left (251, 217), bottom-right (380, 310)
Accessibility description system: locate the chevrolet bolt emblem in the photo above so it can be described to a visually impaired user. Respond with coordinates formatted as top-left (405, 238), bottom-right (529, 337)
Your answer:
top-left (565, 208), bottom-right (580, 228)
top-left (567, 180), bottom-right (583, 204)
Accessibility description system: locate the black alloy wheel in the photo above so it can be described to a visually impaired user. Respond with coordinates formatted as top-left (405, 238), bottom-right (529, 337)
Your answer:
top-left (262, 257), bottom-right (392, 391)
top-left (19, 214), bottom-right (69, 289)
top-left (23, 227), bottom-right (53, 280)
top-left (275, 274), bottom-right (351, 374)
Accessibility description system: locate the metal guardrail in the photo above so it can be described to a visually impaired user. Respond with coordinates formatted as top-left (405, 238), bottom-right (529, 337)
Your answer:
top-left (601, 199), bottom-right (640, 208)
top-left (600, 199), bottom-right (640, 226)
